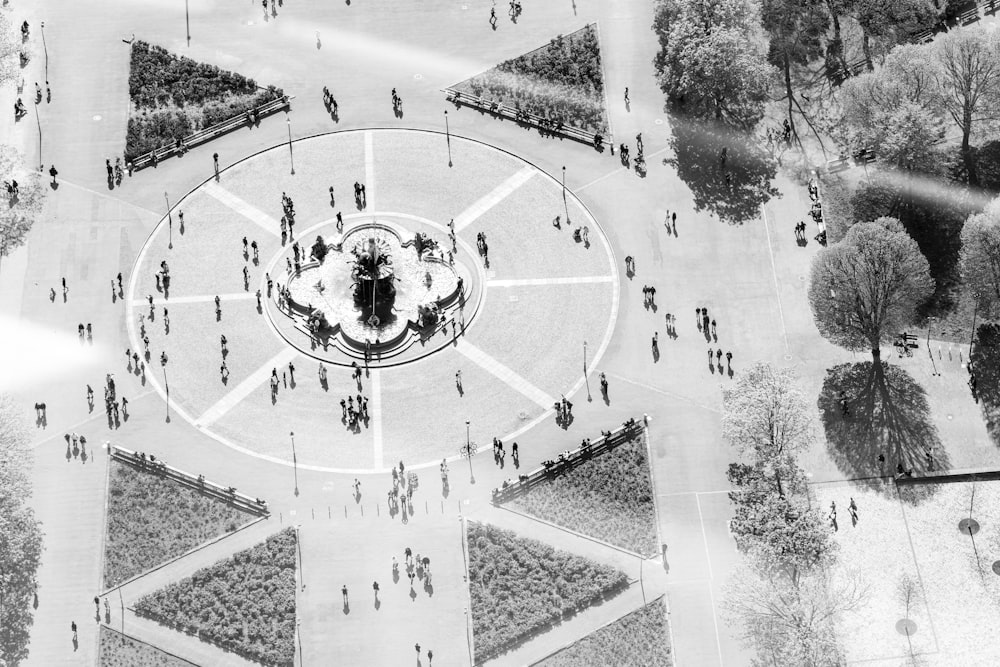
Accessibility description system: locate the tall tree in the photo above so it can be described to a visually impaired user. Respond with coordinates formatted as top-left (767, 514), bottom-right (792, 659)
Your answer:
top-left (839, 44), bottom-right (945, 172)
top-left (934, 28), bottom-right (1000, 187)
top-left (0, 395), bottom-right (44, 665)
top-left (849, 0), bottom-right (939, 70)
top-left (808, 217), bottom-right (933, 363)
top-left (724, 554), bottom-right (867, 667)
top-left (0, 14), bottom-right (24, 89)
top-left (960, 198), bottom-right (1000, 317)
top-left (0, 146), bottom-right (45, 262)
top-left (653, 0), bottom-right (774, 129)
top-left (722, 363), bottom-right (815, 496)
top-left (760, 0), bottom-right (829, 147)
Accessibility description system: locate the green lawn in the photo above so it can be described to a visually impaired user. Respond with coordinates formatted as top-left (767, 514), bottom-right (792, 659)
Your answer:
top-left (98, 627), bottom-right (196, 667)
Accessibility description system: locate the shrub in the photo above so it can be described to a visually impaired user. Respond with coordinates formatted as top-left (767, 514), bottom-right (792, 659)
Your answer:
top-left (508, 437), bottom-right (658, 556)
top-left (134, 528), bottom-right (297, 667)
top-left (103, 461), bottom-right (255, 588)
top-left (538, 597), bottom-right (673, 667)
top-left (467, 521), bottom-right (628, 662)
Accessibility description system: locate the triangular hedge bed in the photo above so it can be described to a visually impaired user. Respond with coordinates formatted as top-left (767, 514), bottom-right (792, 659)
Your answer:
top-left (103, 459), bottom-right (257, 588)
top-left (450, 24), bottom-right (609, 135)
top-left (134, 527), bottom-right (297, 667)
top-left (125, 41), bottom-right (283, 159)
top-left (504, 435), bottom-right (659, 556)
top-left (467, 521), bottom-right (629, 662)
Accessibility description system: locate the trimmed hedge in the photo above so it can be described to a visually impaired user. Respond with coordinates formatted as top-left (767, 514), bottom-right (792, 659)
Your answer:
top-left (103, 461), bottom-right (255, 588)
top-left (538, 597), bottom-right (673, 667)
top-left (124, 41), bottom-right (283, 159)
top-left (134, 528), bottom-right (297, 667)
top-left (454, 25), bottom-right (608, 134)
top-left (99, 626), bottom-right (197, 667)
top-left (467, 521), bottom-right (628, 662)
top-left (508, 437), bottom-right (659, 556)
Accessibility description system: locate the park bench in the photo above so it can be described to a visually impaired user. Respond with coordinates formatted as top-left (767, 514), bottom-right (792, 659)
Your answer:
top-left (130, 95), bottom-right (292, 172)
top-left (825, 155), bottom-right (851, 173)
top-left (959, 6), bottom-right (981, 25)
top-left (853, 146), bottom-right (876, 165)
top-left (111, 445), bottom-right (269, 516)
top-left (444, 88), bottom-right (606, 149)
top-left (490, 418), bottom-right (644, 505)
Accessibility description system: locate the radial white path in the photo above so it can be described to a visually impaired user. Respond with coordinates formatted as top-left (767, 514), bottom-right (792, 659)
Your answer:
top-left (202, 181), bottom-right (281, 237)
top-left (370, 369), bottom-right (383, 469)
top-left (364, 131), bottom-right (377, 210)
top-left (487, 276), bottom-right (615, 288)
top-left (455, 340), bottom-right (556, 409)
top-left (132, 292), bottom-right (256, 306)
top-left (452, 166), bottom-right (536, 232)
top-left (195, 347), bottom-right (300, 427)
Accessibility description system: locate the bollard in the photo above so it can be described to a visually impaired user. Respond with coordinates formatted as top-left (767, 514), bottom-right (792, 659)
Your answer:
top-left (312, 508), bottom-right (315, 520)
top-left (361, 504), bottom-right (364, 517)
top-left (344, 505), bottom-right (347, 518)
top-left (426, 500), bottom-right (428, 514)
top-left (328, 506), bottom-right (331, 519)
top-left (377, 503), bottom-right (380, 516)
top-left (441, 500), bottom-right (444, 514)
top-left (279, 512), bottom-right (282, 524)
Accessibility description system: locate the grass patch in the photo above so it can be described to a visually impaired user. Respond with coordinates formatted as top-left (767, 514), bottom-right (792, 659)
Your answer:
top-left (99, 626), bottom-right (196, 667)
top-left (467, 521), bottom-right (628, 662)
top-left (452, 25), bottom-right (609, 134)
top-left (134, 527), bottom-right (297, 667)
top-left (507, 436), bottom-right (658, 556)
top-left (537, 597), bottom-right (673, 667)
top-left (103, 460), bottom-right (255, 588)
top-left (125, 41), bottom-right (282, 159)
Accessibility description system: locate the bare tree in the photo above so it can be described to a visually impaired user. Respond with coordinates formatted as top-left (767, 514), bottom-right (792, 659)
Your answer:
top-left (722, 363), bottom-right (815, 496)
top-left (808, 217), bottom-right (933, 364)
top-left (724, 554), bottom-right (868, 667)
top-left (0, 146), bottom-right (45, 263)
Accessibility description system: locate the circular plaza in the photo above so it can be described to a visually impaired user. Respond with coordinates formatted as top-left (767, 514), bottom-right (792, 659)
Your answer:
top-left (126, 129), bottom-right (618, 472)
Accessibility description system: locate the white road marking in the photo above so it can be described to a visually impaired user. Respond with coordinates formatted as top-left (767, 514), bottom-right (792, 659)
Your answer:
top-left (695, 493), bottom-right (726, 667)
top-left (487, 276), bottom-right (614, 288)
top-left (760, 205), bottom-right (790, 354)
top-left (195, 347), bottom-right (299, 427)
top-left (452, 166), bottom-right (536, 232)
top-left (371, 369), bottom-right (383, 469)
top-left (455, 341), bottom-right (555, 409)
top-left (202, 181), bottom-right (280, 237)
top-left (364, 131), bottom-right (376, 211)
top-left (132, 293), bottom-right (256, 307)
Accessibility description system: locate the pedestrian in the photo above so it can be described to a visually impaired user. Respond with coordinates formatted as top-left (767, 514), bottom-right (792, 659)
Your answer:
top-left (220, 334), bottom-right (227, 352)
top-left (373, 580), bottom-right (379, 598)
top-left (512, 441), bottom-right (519, 458)
top-left (652, 332), bottom-right (658, 351)
top-left (428, 649), bottom-right (434, 664)
top-left (49, 165), bottom-right (58, 185)
top-left (415, 643), bottom-right (421, 655)
top-left (213, 152), bottom-right (220, 178)
top-left (726, 351), bottom-right (732, 366)
top-left (256, 289), bottom-right (262, 309)
top-left (251, 240), bottom-right (258, 261)
top-left (342, 585), bottom-right (348, 604)
top-left (215, 295), bottom-right (221, 314)
top-left (707, 348), bottom-right (713, 363)
top-left (220, 361), bottom-right (229, 380)
top-left (624, 87), bottom-right (630, 104)
top-left (405, 546), bottom-right (412, 565)
top-left (354, 478), bottom-right (361, 495)
top-left (339, 398), bottom-right (346, 417)
top-left (289, 362), bottom-right (296, 382)
top-left (455, 369), bottom-right (462, 391)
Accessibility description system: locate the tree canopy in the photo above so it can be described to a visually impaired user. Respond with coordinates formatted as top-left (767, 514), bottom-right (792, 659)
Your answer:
top-left (0, 146), bottom-right (45, 260)
top-left (0, 394), bottom-right (44, 665)
top-left (961, 198), bottom-right (1000, 317)
top-left (653, 0), bottom-right (774, 129)
top-left (808, 217), bottom-right (933, 362)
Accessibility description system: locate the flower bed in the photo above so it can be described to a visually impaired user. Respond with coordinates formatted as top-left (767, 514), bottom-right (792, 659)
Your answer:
top-left (467, 521), bottom-right (628, 662)
top-left (125, 41), bottom-right (282, 159)
top-left (99, 626), bottom-right (196, 667)
top-left (453, 25), bottom-right (608, 134)
top-left (507, 437), bottom-right (658, 556)
top-left (537, 597), bottom-right (673, 667)
top-left (134, 528), bottom-right (297, 667)
top-left (103, 460), bottom-right (255, 587)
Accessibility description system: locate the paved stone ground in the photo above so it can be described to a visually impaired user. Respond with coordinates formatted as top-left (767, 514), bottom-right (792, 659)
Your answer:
top-left (3, 0), bottom-right (997, 666)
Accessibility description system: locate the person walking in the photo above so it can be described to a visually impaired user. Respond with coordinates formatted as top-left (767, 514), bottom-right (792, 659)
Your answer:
top-left (623, 87), bottom-right (630, 104)
top-left (342, 585), bottom-right (349, 605)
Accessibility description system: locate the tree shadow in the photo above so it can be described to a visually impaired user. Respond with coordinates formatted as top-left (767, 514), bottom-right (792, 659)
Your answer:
top-left (818, 361), bottom-right (946, 502)
top-left (664, 118), bottom-right (778, 226)
top-left (972, 323), bottom-right (1000, 446)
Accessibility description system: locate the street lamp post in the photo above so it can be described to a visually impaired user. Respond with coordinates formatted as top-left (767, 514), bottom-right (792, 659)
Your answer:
top-left (160, 351), bottom-right (169, 423)
top-left (584, 340), bottom-right (591, 401)
top-left (445, 110), bottom-right (452, 167)
top-left (33, 98), bottom-right (42, 171)
top-left (295, 524), bottom-right (304, 590)
top-left (286, 116), bottom-right (295, 175)
top-left (562, 165), bottom-right (569, 223)
top-left (463, 420), bottom-right (476, 484)
top-left (40, 22), bottom-right (49, 82)
top-left (185, 0), bottom-right (191, 45)
top-left (164, 192), bottom-right (173, 249)
top-left (290, 431), bottom-right (299, 496)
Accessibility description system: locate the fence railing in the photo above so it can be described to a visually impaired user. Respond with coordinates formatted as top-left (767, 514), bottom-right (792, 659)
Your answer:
top-left (490, 418), bottom-right (645, 505)
top-left (129, 95), bottom-right (292, 172)
top-left (111, 445), bottom-right (269, 516)
top-left (444, 88), bottom-right (607, 149)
